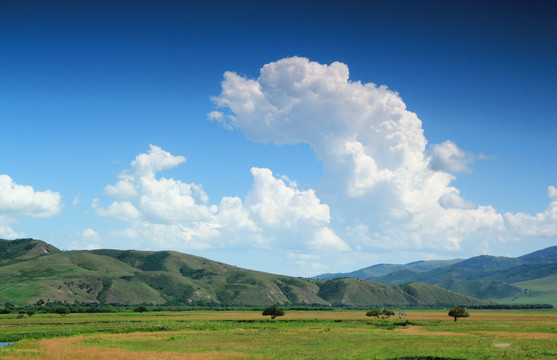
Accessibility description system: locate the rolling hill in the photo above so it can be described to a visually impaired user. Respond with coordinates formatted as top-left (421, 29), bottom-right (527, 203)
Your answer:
top-left (0, 238), bottom-right (485, 307)
top-left (314, 245), bottom-right (557, 306)
top-left (0, 238), bottom-right (60, 265)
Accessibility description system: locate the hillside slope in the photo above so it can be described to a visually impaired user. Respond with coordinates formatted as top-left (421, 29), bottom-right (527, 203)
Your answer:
top-left (0, 239), bottom-right (486, 307)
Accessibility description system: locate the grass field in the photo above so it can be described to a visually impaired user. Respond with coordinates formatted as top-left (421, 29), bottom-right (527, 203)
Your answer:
top-left (1, 310), bottom-right (556, 359)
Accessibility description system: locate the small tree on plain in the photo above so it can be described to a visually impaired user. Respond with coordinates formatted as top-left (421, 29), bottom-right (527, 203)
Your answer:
top-left (448, 306), bottom-right (470, 322)
top-left (262, 305), bottom-right (285, 319)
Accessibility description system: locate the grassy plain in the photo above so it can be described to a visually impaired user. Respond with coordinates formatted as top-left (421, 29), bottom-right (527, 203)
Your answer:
top-left (1, 310), bottom-right (556, 359)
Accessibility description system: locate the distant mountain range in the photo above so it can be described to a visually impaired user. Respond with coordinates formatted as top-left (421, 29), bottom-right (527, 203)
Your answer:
top-left (314, 246), bottom-right (557, 306)
top-left (0, 238), bottom-right (485, 308)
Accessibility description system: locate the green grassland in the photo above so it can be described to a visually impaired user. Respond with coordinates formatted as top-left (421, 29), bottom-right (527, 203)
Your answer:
top-left (0, 310), bottom-right (556, 359)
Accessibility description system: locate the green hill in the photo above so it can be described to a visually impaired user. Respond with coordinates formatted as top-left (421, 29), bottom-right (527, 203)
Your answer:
top-left (371, 259), bottom-right (557, 306)
top-left (396, 282), bottom-right (485, 306)
top-left (313, 245), bottom-right (557, 306)
top-left (0, 239), bottom-right (486, 307)
top-left (519, 245), bottom-right (557, 264)
top-left (438, 279), bottom-right (523, 302)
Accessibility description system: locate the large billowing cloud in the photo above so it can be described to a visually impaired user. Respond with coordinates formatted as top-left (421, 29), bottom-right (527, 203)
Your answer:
top-left (89, 58), bottom-right (556, 274)
top-left (93, 145), bottom-right (347, 252)
top-left (210, 57), bottom-right (557, 253)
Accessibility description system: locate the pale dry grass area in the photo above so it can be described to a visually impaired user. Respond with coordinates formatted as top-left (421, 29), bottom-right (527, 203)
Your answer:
top-left (1, 334), bottom-right (244, 360)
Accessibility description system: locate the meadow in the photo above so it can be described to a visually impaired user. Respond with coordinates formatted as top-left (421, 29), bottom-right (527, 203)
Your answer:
top-left (0, 309), bottom-right (556, 359)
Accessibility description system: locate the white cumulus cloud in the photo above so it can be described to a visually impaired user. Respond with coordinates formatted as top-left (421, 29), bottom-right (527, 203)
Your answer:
top-left (310, 227), bottom-right (351, 252)
top-left (429, 140), bottom-right (477, 173)
top-left (245, 167), bottom-right (330, 229)
top-left (0, 216), bottom-right (24, 239)
top-left (439, 191), bottom-right (476, 210)
top-left (502, 186), bottom-right (557, 240)
top-left (0, 175), bottom-right (63, 217)
top-left (94, 145), bottom-right (344, 252)
top-left (0, 175), bottom-right (62, 239)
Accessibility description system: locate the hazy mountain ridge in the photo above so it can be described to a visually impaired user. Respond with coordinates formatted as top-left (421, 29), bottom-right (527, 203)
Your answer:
top-left (314, 246), bottom-right (557, 306)
top-left (518, 246), bottom-right (557, 264)
top-left (0, 238), bottom-right (486, 307)
top-left (315, 259), bottom-right (463, 280)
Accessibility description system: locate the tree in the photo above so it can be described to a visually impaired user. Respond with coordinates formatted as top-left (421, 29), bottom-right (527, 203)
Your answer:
top-left (448, 306), bottom-right (470, 322)
top-left (55, 307), bottom-right (70, 316)
top-left (366, 308), bottom-right (395, 319)
top-left (365, 308), bottom-right (382, 318)
top-left (381, 308), bottom-right (395, 319)
top-left (134, 305), bottom-right (148, 313)
top-left (262, 305), bottom-right (285, 319)
top-left (26, 310), bottom-right (35, 317)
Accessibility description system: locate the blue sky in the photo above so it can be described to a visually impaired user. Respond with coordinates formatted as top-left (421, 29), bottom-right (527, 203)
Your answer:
top-left (1, 0), bottom-right (556, 276)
